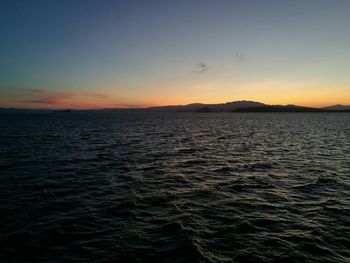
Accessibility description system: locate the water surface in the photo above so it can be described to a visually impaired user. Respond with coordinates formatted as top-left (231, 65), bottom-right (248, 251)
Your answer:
top-left (0, 112), bottom-right (349, 262)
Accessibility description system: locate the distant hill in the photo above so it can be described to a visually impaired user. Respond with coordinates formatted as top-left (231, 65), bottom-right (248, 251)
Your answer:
top-left (118, 101), bottom-right (350, 112)
top-left (233, 105), bottom-right (350, 112)
top-left (114, 100), bottom-right (266, 112)
top-left (322, 104), bottom-right (350, 111)
top-left (1, 101), bottom-right (350, 113)
top-left (233, 105), bottom-right (324, 112)
top-left (0, 108), bottom-right (51, 113)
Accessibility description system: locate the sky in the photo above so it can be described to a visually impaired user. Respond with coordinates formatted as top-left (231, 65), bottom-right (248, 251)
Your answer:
top-left (0, 0), bottom-right (350, 109)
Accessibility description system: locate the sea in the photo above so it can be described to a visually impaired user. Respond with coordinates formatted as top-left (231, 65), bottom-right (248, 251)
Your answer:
top-left (0, 112), bottom-right (349, 263)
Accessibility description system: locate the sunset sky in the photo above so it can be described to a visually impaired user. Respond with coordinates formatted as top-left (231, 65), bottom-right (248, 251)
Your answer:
top-left (1, 0), bottom-right (350, 109)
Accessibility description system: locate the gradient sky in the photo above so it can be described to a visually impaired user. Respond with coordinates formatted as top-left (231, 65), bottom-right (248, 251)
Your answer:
top-left (1, 0), bottom-right (350, 109)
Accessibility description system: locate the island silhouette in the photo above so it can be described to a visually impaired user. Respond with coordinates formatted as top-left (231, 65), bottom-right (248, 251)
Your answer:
top-left (109, 100), bottom-right (350, 113)
top-left (1, 100), bottom-right (350, 113)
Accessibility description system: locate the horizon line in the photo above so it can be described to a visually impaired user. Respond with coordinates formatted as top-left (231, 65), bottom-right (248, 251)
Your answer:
top-left (1, 100), bottom-right (349, 111)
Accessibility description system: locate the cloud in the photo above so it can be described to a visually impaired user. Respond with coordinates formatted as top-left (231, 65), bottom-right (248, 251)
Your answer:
top-left (235, 52), bottom-right (245, 62)
top-left (17, 88), bottom-right (45, 93)
top-left (1, 86), bottom-right (159, 110)
top-left (193, 62), bottom-right (208, 73)
top-left (83, 92), bottom-right (109, 99)
top-left (20, 93), bottom-right (75, 105)
top-left (115, 103), bottom-right (151, 108)
top-left (13, 88), bottom-right (108, 98)
top-left (1, 88), bottom-right (111, 109)
top-left (0, 86), bottom-right (156, 109)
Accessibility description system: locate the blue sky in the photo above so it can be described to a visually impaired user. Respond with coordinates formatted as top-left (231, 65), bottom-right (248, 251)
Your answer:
top-left (1, 0), bottom-right (350, 108)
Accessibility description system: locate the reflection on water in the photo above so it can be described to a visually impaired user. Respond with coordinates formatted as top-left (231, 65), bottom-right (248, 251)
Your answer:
top-left (0, 112), bottom-right (349, 262)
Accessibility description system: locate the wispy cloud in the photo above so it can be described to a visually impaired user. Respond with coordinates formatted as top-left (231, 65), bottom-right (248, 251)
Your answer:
top-left (83, 92), bottom-right (109, 99)
top-left (115, 103), bottom-right (152, 108)
top-left (16, 88), bottom-right (45, 93)
top-left (235, 52), bottom-right (245, 62)
top-left (15, 89), bottom-right (108, 99)
top-left (20, 93), bottom-right (74, 105)
top-left (0, 88), bottom-right (111, 109)
top-left (0, 86), bottom-right (156, 109)
top-left (193, 62), bottom-right (208, 73)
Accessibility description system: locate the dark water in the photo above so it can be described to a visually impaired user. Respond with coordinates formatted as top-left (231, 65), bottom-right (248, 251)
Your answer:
top-left (0, 112), bottom-right (350, 263)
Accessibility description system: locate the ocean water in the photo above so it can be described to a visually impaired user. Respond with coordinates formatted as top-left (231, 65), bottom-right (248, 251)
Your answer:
top-left (0, 112), bottom-right (349, 263)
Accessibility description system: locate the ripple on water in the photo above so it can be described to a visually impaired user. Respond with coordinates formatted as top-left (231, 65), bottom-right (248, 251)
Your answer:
top-left (0, 112), bottom-right (350, 262)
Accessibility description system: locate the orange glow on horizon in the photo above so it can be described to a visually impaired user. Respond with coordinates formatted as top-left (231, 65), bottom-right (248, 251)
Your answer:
top-left (1, 82), bottom-right (349, 109)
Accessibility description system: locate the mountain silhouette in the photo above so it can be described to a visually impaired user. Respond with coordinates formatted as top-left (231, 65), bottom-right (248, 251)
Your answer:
top-left (322, 104), bottom-right (350, 111)
top-left (121, 100), bottom-right (266, 112)
top-left (233, 105), bottom-right (322, 112)
top-left (1, 101), bottom-right (350, 113)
